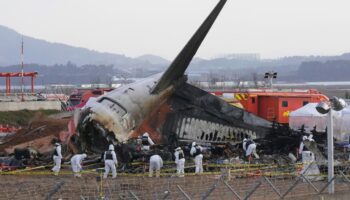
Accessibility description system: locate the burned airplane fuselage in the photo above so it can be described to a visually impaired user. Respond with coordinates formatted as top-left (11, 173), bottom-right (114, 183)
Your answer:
top-left (161, 83), bottom-right (272, 144)
top-left (76, 0), bottom-right (294, 156)
top-left (77, 74), bottom-right (175, 152)
top-left (77, 77), bottom-right (274, 154)
top-left (77, 0), bottom-right (229, 153)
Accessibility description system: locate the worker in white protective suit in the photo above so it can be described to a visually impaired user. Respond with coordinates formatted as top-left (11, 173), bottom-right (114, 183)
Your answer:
top-left (299, 135), bottom-right (320, 180)
top-left (70, 153), bottom-right (87, 178)
top-left (141, 132), bottom-right (155, 151)
top-left (174, 147), bottom-right (185, 177)
top-left (149, 154), bottom-right (163, 178)
top-left (190, 142), bottom-right (203, 174)
top-left (242, 137), bottom-right (259, 160)
top-left (299, 136), bottom-right (314, 157)
top-left (51, 140), bottom-right (62, 176)
top-left (103, 144), bottom-right (118, 179)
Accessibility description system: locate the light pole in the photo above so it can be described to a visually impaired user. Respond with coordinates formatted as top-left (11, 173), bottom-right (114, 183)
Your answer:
top-left (316, 97), bottom-right (346, 194)
top-left (264, 71), bottom-right (277, 88)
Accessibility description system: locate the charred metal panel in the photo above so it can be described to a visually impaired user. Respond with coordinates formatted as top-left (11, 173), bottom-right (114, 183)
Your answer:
top-left (161, 83), bottom-right (272, 143)
top-left (164, 114), bottom-right (258, 143)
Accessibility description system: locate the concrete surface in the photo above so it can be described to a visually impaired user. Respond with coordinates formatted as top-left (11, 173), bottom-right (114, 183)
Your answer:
top-left (0, 101), bottom-right (61, 111)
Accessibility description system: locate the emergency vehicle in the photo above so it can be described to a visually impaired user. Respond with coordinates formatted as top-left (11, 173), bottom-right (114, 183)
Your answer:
top-left (67, 88), bottom-right (113, 111)
top-left (211, 89), bottom-right (328, 124)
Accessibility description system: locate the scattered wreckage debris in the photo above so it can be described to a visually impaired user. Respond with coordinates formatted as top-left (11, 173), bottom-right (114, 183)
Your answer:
top-left (0, 111), bottom-right (76, 169)
top-left (66, 0), bottom-right (329, 172)
top-left (0, 112), bottom-right (349, 177)
top-left (0, 115), bottom-right (71, 155)
top-left (0, 97), bottom-right (346, 175)
top-left (0, 0), bottom-right (349, 177)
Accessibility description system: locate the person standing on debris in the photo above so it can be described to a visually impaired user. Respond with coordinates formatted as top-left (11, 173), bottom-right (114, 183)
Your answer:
top-left (149, 154), bottom-right (163, 178)
top-left (298, 135), bottom-right (320, 179)
top-left (70, 153), bottom-right (87, 178)
top-left (299, 136), bottom-right (312, 155)
top-left (174, 147), bottom-right (185, 177)
top-left (51, 139), bottom-right (62, 176)
top-left (190, 142), bottom-right (203, 174)
top-left (103, 144), bottom-right (118, 179)
top-left (141, 132), bottom-right (154, 151)
top-left (242, 136), bottom-right (259, 161)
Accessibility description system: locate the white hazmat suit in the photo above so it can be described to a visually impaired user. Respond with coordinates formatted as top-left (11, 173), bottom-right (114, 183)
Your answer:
top-left (141, 132), bottom-right (155, 151)
top-left (174, 147), bottom-right (185, 177)
top-left (190, 142), bottom-right (203, 174)
top-left (243, 138), bottom-right (259, 158)
top-left (70, 154), bottom-right (87, 177)
top-left (149, 154), bottom-right (163, 178)
top-left (299, 136), bottom-right (320, 180)
top-left (52, 143), bottom-right (62, 176)
top-left (104, 144), bottom-right (118, 178)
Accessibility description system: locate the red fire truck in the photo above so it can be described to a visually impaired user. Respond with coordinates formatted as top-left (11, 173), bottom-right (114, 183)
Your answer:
top-left (211, 89), bottom-right (328, 124)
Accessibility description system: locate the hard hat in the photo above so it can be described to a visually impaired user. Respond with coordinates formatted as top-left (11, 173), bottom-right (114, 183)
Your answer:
top-left (302, 136), bottom-right (308, 141)
top-left (109, 144), bottom-right (114, 151)
top-left (192, 142), bottom-right (196, 147)
top-left (175, 147), bottom-right (181, 151)
top-left (82, 153), bottom-right (87, 158)
top-left (143, 132), bottom-right (149, 137)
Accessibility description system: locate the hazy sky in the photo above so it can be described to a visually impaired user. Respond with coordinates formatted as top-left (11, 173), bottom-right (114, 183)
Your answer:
top-left (1, 0), bottom-right (349, 60)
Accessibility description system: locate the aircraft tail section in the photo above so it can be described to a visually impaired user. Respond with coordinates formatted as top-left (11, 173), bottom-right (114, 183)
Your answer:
top-left (151, 0), bottom-right (227, 94)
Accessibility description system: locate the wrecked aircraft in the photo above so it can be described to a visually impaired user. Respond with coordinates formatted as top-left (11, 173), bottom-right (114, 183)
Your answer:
top-left (75, 0), bottom-right (280, 156)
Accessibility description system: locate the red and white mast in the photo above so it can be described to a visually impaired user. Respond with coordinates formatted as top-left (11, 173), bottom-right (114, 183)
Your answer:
top-left (21, 37), bottom-right (24, 101)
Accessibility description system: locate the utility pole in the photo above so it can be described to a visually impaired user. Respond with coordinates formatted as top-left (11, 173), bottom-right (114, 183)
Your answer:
top-left (21, 37), bottom-right (24, 101)
top-left (327, 109), bottom-right (334, 193)
top-left (316, 97), bottom-right (347, 194)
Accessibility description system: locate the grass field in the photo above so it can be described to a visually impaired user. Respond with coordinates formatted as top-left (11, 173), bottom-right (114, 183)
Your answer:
top-left (0, 109), bottom-right (61, 126)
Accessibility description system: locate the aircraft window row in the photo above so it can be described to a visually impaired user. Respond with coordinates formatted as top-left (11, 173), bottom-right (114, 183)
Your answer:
top-left (100, 97), bottom-right (127, 116)
top-left (196, 129), bottom-right (251, 142)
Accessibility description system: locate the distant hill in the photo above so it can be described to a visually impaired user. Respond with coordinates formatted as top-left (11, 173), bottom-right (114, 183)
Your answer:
top-left (136, 54), bottom-right (169, 65)
top-left (0, 25), bottom-right (167, 68)
top-left (2, 24), bottom-right (350, 83)
top-left (188, 53), bottom-right (350, 82)
top-left (297, 60), bottom-right (350, 81)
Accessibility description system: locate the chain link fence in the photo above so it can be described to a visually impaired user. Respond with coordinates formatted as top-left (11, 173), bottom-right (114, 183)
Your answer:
top-left (1, 161), bottom-right (350, 200)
